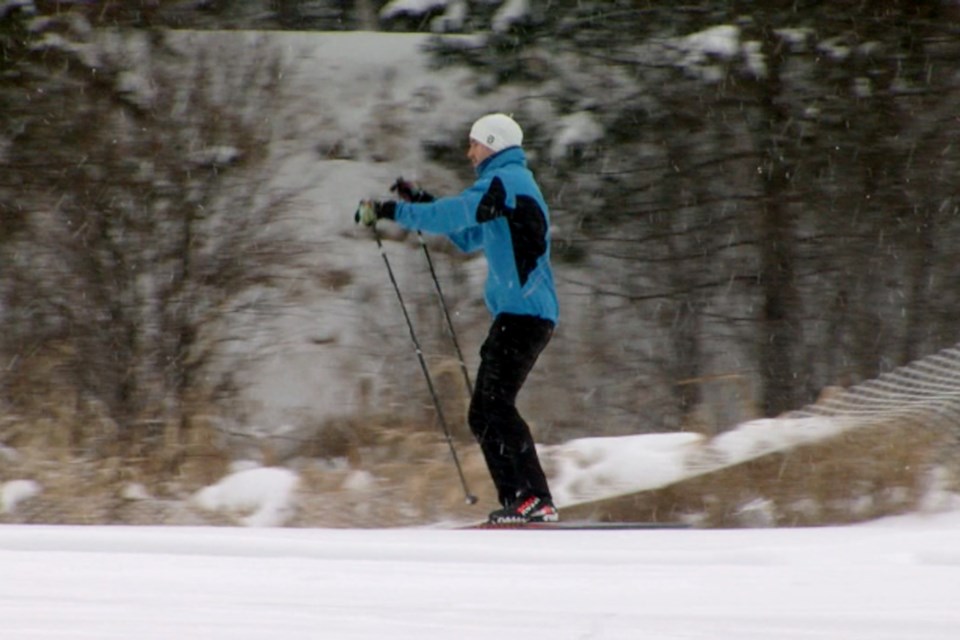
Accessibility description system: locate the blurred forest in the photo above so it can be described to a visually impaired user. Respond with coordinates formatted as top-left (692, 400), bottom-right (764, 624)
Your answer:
top-left (2, 0), bottom-right (960, 462)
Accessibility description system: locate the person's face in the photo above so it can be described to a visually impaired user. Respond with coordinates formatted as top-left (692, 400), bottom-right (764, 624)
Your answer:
top-left (467, 138), bottom-right (495, 168)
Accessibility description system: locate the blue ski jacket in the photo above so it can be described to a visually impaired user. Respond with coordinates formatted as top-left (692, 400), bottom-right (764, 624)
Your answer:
top-left (393, 147), bottom-right (559, 324)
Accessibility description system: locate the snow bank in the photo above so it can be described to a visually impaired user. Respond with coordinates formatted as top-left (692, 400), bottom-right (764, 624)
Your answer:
top-left (193, 466), bottom-right (299, 527)
top-left (1, 480), bottom-right (40, 514)
top-left (188, 409), bottom-right (958, 525)
top-left (546, 415), bottom-right (853, 506)
top-left (548, 432), bottom-right (703, 506)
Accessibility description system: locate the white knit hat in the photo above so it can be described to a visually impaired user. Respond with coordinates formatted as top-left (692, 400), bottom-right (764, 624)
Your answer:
top-left (469, 113), bottom-right (523, 152)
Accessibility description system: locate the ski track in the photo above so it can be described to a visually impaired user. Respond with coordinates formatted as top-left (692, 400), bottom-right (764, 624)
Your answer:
top-left (1, 520), bottom-right (958, 639)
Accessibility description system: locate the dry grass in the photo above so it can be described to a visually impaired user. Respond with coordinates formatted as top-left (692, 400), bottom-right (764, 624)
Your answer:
top-left (283, 415), bottom-right (495, 527)
top-left (563, 417), bottom-right (959, 527)
top-left (2, 405), bottom-right (958, 528)
top-left (0, 403), bottom-right (232, 526)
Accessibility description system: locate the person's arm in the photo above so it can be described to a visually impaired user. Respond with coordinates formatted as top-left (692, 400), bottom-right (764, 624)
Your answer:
top-left (356, 176), bottom-right (503, 254)
top-left (447, 226), bottom-right (484, 252)
top-left (393, 180), bottom-right (488, 236)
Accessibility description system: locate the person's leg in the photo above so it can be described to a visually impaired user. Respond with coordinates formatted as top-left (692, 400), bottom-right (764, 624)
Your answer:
top-left (468, 313), bottom-right (554, 506)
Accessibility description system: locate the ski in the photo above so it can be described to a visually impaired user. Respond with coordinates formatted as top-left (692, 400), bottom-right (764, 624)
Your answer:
top-left (463, 521), bottom-right (690, 530)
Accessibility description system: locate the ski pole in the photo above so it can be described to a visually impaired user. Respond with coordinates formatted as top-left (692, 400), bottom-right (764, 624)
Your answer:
top-left (415, 231), bottom-right (474, 397)
top-left (372, 224), bottom-right (478, 505)
top-left (388, 179), bottom-right (473, 395)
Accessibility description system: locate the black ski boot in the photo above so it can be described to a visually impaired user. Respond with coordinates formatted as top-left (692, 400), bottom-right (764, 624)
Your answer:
top-left (487, 493), bottom-right (559, 524)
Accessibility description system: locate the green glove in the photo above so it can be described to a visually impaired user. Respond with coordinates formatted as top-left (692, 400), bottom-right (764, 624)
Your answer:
top-left (354, 200), bottom-right (396, 227)
top-left (355, 200), bottom-right (377, 226)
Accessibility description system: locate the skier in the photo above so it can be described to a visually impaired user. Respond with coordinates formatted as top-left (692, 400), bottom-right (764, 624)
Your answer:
top-left (355, 113), bottom-right (559, 524)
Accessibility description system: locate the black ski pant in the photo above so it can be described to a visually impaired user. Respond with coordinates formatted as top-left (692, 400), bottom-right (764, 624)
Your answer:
top-left (468, 312), bottom-right (554, 507)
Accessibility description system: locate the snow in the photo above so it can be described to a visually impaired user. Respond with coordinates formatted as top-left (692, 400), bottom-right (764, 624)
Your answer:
top-left (152, 27), bottom-right (808, 435)
top-left (546, 415), bottom-right (859, 506)
top-left (1, 512), bottom-right (959, 638)
top-left (180, 413), bottom-right (956, 529)
top-left (548, 433), bottom-right (701, 505)
top-left (193, 466), bottom-right (299, 527)
top-left (491, 0), bottom-right (530, 32)
top-left (380, 0), bottom-right (449, 19)
top-left (0, 480), bottom-right (40, 514)
top-left (154, 29), bottom-right (504, 429)
top-left (549, 110), bottom-right (604, 160)
top-left (121, 482), bottom-right (151, 501)
top-left (680, 24), bottom-right (741, 60)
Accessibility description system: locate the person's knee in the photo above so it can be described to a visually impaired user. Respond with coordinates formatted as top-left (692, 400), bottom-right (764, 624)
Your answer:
top-left (468, 397), bottom-right (486, 437)
top-left (469, 394), bottom-right (517, 438)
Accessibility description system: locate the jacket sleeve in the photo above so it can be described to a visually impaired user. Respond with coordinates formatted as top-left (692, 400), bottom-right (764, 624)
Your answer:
top-left (393, 180), bottom-right (488, 236)
top-left (447, 227), bottom-right (484, 253)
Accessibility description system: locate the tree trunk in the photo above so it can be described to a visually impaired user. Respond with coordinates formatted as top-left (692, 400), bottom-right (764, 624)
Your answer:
top-left (755, 24), bottom-right (799, 416)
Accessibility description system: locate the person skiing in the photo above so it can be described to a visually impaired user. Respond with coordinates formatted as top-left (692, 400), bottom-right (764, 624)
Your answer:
top-left (355, 113), bottom-right (559, 524)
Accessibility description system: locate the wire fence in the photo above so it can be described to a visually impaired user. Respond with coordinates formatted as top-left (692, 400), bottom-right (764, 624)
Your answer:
top-left (789, 344), bottom-right (960, 435)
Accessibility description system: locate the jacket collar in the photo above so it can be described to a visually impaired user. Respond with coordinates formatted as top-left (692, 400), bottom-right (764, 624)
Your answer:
top-left (476, 146), bottom-right (526, 176)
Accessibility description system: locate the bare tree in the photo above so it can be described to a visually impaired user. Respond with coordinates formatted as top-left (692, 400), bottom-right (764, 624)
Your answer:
top-left (422, 0), bottom-right (960, 431)
top-left (0, 16), bottom-right (309, 461)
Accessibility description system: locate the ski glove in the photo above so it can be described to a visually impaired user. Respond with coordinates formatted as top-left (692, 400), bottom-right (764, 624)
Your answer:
top-left (354, 200), bottom-right (396, 227)
top-left (390, 177), bottom-right (435, 203)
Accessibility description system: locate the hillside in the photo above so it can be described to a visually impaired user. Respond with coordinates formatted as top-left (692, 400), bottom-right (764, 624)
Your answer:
top-left (2, 27), bottom-right (959, 529)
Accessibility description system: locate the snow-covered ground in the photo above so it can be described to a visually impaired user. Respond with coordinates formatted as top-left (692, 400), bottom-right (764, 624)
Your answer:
top-left (3, 416), bottom-right (958, 638)
top-left (4, 408), bottom-right (958, 630)
top-left (2, 511), bottom-right (959, 639)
